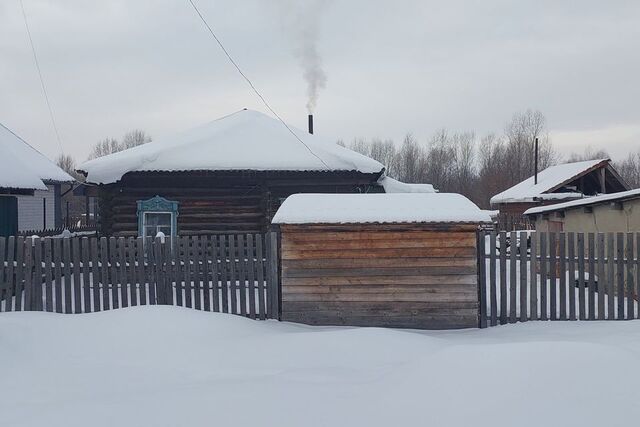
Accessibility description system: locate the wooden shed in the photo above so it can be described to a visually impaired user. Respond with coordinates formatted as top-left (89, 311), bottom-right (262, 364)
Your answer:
top-left (272, 193), bottom-right (492, 329)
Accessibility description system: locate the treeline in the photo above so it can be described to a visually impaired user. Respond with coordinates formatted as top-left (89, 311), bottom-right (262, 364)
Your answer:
top-left (341, 110), bottom-right (640, 208)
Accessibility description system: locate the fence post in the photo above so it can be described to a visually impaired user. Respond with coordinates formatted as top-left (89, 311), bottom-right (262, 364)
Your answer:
top-left (266, 230), bottom-right (280, 320)
top-left (477, 230), bottom-right (487, 328)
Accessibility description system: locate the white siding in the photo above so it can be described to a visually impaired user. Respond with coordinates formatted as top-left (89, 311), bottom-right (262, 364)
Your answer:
top-left (17, 185), bottom-right (56, 231)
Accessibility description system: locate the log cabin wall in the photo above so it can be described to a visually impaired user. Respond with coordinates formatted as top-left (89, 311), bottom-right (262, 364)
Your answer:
top-left (96, 171), bottom-right (382, 237)
top-left (279, 223), bottom-right (480, 329)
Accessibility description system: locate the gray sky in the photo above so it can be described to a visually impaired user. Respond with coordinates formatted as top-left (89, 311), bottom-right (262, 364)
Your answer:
top-left (1, 0), bottom-right (639, 163)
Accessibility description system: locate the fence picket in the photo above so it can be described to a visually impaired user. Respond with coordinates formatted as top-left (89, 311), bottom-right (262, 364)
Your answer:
top-left (489, 232), bottom-right (497, 326)
top-left (247, 234), bottom-right (257, 319)
top-left (15, 237), bottom-right (25, 311)
top-left (587, 234), bottom-right (596, 320)
top-left (229, 235), bottom-right (238, 315)
top-left (44, 238), bottom-right (53, 312)
top-left (626, 234), bottom-right (634, 320)
top-left (62, 238), bottom-right (73, 313)
top-left (33, 238), bottom-right (43, 311)
top-left (136, 237), bottom-right (146, 306)
top-left (127, 237), bottom-right (137, 307)
top-left (109, 238), bottom-right (119, 309)
top-left (0, 237), bottom-right (4, 311)
top-left (577, 233), bottom-right (586, 320)
top-left (146, 237), bottom-right (156, 305)
top-left (218, 234), bottom-right (229, 313)
top-left (82, 238), bottom-right (91, 312)
top-left (607, 233), bottom-right (615, 320)
top-left (72, 238), bottom-right (82, 313)
top-left (119, 238), bottom-right (128, 308)
top-left (637, 233), bottom-right (640, 319)
top-left (616, 233), bottom-right (624, 320)
top-left (567, 233), bottom-right (576, 321)
top-left (539, 233), bottom-right (548, 321)
top-left (237, 234), bottom-right (248, 317)
top-left (549, 233), bottom-right (557, 320)
top-left (54, 238), bottom-right (63, 313)
top-left (256, 233), bottom-right (266, 320)
top-left (266, 231), bottom-right (280, 319)
top-left (559, 233), bottom-right (567, 320)
top-left (596, 233), bottom-right (605, 320)
top-left (201, 237), bottom-right (210, 311)
top-left (183, 236), bottom-right (192, 308)
top-left (518, 231), bottom-right (527, 322)
top-left (210, 236), bottom-right (220, 312)
top-left (91, 238), bottom-right (100, 311)
top-left (498, 232), bottom-right (507, 325)
top-left (100, 237), bottom-right (110, 311)
top-left (529, 233), bottom-right (538, 320)
top-left (4, 237), bottom-right (16, 312)
top-left (23, 239), bottom-right (32, 311)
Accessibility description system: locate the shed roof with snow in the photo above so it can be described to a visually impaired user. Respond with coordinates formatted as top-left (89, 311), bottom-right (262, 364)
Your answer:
top-left (79, 109), bottom-right (385, 185)
top-left (490, 159), bottom-right (629, 205)
top-left (272, 193), bottom-right (492, 224)
top-left (0, 123), bottom-right (73, 191)
top-left (524, 188), bottom-right (640, 216)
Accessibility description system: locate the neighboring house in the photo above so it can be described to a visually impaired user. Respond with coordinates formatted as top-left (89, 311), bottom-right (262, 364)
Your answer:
top-left (79, 109), bottom-right (408, 237)
top-left (0, 123), bottom-right (74, 237)
top-left (524, 188), bottom-right (640, 233)
top-left (490, 159), bottom-right (629, 229)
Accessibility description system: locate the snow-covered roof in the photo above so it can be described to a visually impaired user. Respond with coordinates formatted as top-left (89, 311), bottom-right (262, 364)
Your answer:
top-left (379, 176), bottom-right (436, 193)
top-left (79, 109), bottom-right (385, 184)
top-left (524, 188), bottom-right (640, 216)
top-left (272, 193), bottom-right (492, 224)
top-left (0, 123), bottom-right (73, 190)
top-left (490, 159), bottom-right (609, 205)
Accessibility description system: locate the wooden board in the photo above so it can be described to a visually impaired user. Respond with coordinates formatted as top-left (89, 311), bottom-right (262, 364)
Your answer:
top-left (281, 228), bottom-right (478, 329)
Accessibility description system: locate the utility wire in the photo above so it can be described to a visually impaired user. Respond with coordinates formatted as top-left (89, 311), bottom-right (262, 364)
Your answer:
top-left (19, 0), bottom-right (64, 154)
top-left (186, 0), bottom-right (330, 169)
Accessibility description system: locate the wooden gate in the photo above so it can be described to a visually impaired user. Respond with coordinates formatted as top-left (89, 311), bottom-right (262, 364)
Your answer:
top-left (0, 232), bottom-right (281, 319)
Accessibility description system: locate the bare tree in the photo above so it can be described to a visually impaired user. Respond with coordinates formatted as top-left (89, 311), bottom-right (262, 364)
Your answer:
top-left (87, 130), bottom-right (152, 160)
top-left (122, 129), bottom-right (152, 149)
top-left (396, 134), bottom-right (425, 183)
top-left (504, 109), bottom-right (557, 183)
top-left (88, 138), bottom-right (121, 160)
top-left (55, 153), bottom-right (81, 180)
top-left (369, 138), bottom-right (398, 177)
top-left (566, 146), bottom-right (610, 162)
top-left (616, 149), bottom-right (640, 188)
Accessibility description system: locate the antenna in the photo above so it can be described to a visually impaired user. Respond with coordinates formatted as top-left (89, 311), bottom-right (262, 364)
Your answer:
top-left (534, 137), bottom-right (539, 185)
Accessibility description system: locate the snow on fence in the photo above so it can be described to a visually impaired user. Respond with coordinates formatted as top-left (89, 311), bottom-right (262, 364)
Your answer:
top-left (0, 233), bottom-right (280, 319)
top-left (479, 230), bottom-right (640, 327)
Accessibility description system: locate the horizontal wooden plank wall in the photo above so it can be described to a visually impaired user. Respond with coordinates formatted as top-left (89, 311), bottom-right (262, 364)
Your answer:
top-left (97, 171), bottom-right (382, 237)
top-left (0, 233), bottom-right (279, 320)
top-left (280, 224), bottom-right (480, 329)
top-left (479, 231), bottom-right (640, 327)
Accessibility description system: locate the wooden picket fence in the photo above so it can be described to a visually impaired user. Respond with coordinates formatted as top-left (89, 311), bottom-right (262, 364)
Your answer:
top-left (0, 233), bottom-right (280, 319)
top-left (478, 230), bottom-right (640, 327)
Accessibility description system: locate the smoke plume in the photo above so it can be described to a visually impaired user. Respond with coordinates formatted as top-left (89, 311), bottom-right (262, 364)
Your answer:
top-left (278, 1), bottom-right (329, 113)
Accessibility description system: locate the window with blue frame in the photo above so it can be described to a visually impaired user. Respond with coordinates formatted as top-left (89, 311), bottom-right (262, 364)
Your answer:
top-left (137, 196), bottom-right (179, 240)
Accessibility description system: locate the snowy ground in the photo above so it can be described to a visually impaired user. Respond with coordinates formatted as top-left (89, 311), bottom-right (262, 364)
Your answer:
top-left (1, 306), bottom-right (640, 426)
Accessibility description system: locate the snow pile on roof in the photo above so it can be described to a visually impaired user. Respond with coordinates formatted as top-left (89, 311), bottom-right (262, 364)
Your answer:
top-left (79, 109), bottom-right (384, 184)
top-left (3, 306), bottom-right (640, 427)
top-left (490, 159), bottom-right (608, 205)
top-left (272, 193), bottom-right (492, 224)
top-left (379, 176), bottom-right (436, 193)
top-left (524, 188), bottom-right (640, 216)
top-left (0, 123), bottom-right (73, 190)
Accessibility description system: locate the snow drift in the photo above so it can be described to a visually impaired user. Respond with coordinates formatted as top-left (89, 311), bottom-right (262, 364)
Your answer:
top-left (2, 306), bottom-right (640, 427)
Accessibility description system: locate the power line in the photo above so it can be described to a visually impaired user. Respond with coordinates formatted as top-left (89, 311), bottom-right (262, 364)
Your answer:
top-left (185, 0), bottom-right (330, 169)
top-left (19, 0), bottom-right (64, 154)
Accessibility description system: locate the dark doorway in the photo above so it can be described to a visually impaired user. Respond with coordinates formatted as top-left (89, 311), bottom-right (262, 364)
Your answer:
top-left (0, 196), bottom-right (18, 237)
